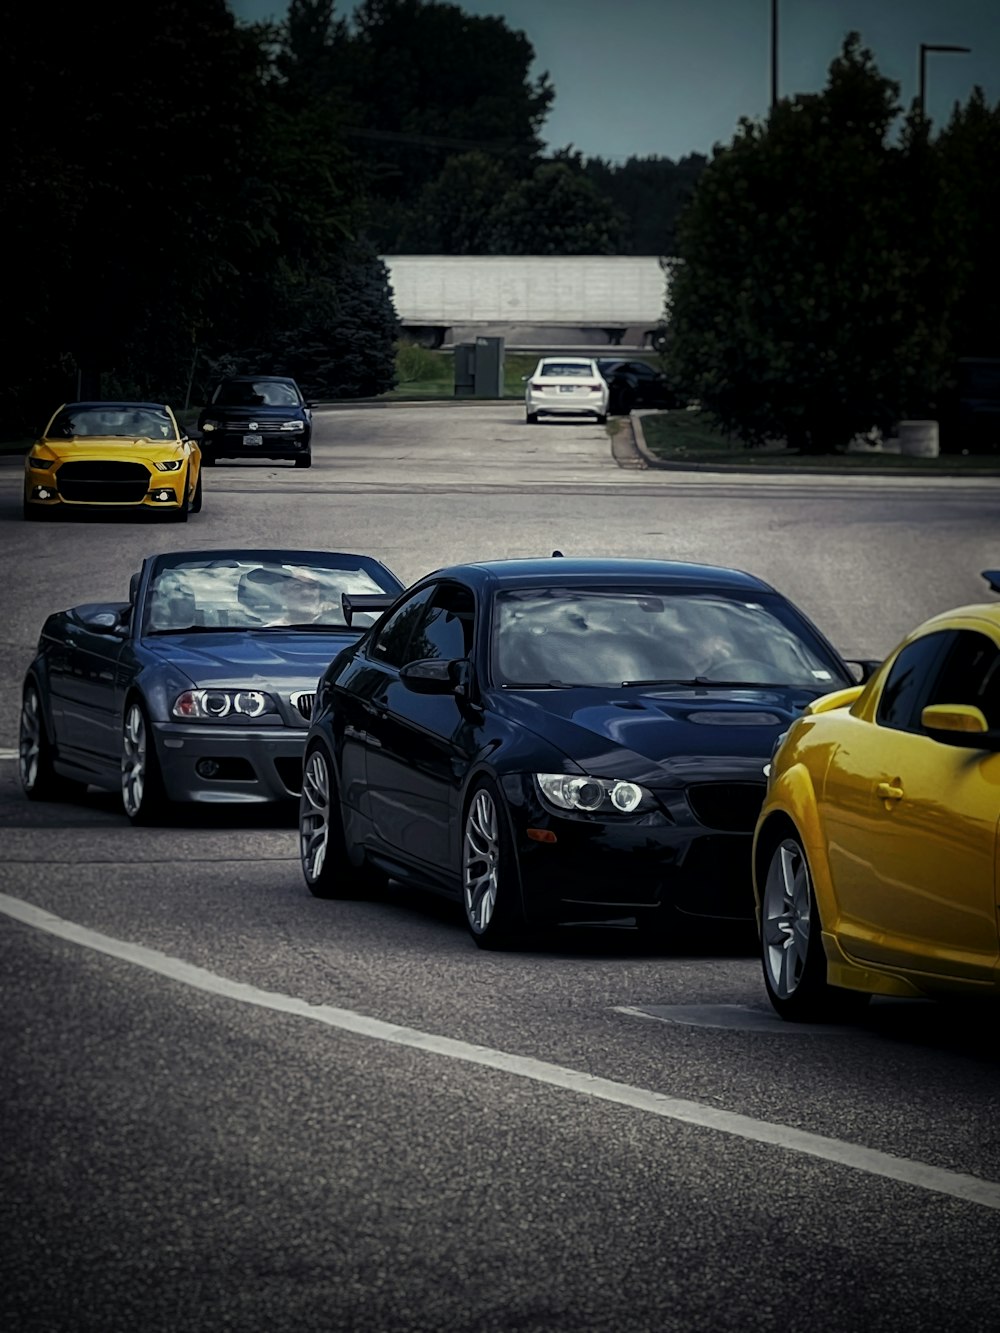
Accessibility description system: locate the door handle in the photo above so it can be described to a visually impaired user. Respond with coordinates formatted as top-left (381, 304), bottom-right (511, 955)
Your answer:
top-left (877, 781), bottom-right (903, 801)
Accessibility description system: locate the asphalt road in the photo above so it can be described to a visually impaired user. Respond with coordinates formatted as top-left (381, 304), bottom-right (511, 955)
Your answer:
top-left (1, 406), bottom-right (999, 1332)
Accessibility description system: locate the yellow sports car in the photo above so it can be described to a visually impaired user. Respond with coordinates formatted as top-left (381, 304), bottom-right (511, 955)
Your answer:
top-left (753, 571), bottom-right (1000, 1020)
top-left (23, 401), bottom-right (202, 521)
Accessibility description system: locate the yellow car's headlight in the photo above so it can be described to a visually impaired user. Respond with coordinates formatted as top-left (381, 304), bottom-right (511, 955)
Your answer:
top-left (27, 456), bottom-right (51, 470)
top-left (154, 460), bottom-right (184, 472)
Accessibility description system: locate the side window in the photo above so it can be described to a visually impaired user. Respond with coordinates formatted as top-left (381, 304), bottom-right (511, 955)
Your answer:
top-left (369, 587), bottom-right (435, 668)
top-left (924, 630), bottom-right (1000, 730)
top-left (402, 583), bottom-right (475, 667)
top-left (876, 632), bottom-right (951, 733)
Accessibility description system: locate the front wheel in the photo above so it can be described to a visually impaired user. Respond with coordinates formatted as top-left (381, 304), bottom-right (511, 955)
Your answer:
top-left (121, 700), bottom-right (170, 825)
top-left (169, 474), bottom-right (190, 523)
top-left (19, 679), bottom-right (85, 802)
top-left (294, 453), bottom-right (312, 469)
top-left (525, 412), bottom-right (538, 425)
top-left (190, 470), bottom-right (203, 513)
top-left (760, 833), bottom-right (869, 1022)
top-left (462, 778), bottom-right (525, 949)
top-left (299, 742), bottom-right (375, 898)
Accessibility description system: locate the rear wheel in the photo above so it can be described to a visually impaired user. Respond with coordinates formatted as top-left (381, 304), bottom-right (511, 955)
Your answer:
top-left (462, 777), bottom-right (525, 949)
top-left (121, 700), bottom-right (170, 825)
top-left (760, 833), bottom-right (869, 1021)
top-left (19, 679), bottom-right (85, 802)
top-left (299, 742), bottom-right (376, 898)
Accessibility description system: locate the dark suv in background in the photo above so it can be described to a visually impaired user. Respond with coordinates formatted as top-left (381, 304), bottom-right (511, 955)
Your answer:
top-left (197, 375), bottom-right (313, 467)
top-left (596, 359), bottom-right (681, 415)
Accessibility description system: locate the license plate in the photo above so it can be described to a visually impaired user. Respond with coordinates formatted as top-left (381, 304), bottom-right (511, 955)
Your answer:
top-left (243, 433), bottom-right (263, 446)
top-left (559, 385), bottom-right (578, 393)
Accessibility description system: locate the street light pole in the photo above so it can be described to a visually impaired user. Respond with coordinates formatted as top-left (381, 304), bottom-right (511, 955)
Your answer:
top-left (771, 0), bottom-right (778, 110)
top-left (918, 42), bottom-right (971, 116)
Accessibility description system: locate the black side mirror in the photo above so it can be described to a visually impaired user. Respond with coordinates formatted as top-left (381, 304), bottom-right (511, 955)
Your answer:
top-left (129, 572), bottom-right (141, 604)
top-left (399, 658), bottom-right (455, 694)
top-left (844, 658), bottom-right (881, 683)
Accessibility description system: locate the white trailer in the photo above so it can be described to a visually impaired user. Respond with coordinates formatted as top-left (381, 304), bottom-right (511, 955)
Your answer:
top-left (382, 255), bottom-right (670, 349)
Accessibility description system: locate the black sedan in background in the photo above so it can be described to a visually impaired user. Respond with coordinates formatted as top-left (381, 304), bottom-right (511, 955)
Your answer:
top-left (197, 375), bottom-right (314, 467)
top-left (299, 557), bottom-right (860, 949)
top-left (596, 359), bottom-right (681, 414)
top-left (19, 549), bottom-right (403, 823)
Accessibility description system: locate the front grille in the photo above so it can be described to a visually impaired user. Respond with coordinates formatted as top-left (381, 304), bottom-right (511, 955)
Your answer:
top-left (685, 781), bottom-right (766, 833)
top-left (290, 692), bottom-right (314, 722)
top-left (57, 460), bottom-right (150, 503)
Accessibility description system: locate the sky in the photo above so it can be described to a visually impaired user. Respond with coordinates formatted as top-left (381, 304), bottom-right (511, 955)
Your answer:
top-left (230, 0), bottom-right (1000, 162)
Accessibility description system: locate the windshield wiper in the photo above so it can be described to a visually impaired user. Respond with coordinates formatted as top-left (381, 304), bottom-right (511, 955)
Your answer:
top-left (146, 625), bottom-right (227, 636)
top-left (620, 676), bottom-right (784, 688)
top-left (248, 622), bottom-right (348, 632)
top-left (503, 679), bottom-right (577, 689)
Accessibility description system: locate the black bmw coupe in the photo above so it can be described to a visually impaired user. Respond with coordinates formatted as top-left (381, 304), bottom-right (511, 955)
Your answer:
top-left (19, 548), bottom-right (403, 823)
top-left (298, 557), bottom-right (863, 947)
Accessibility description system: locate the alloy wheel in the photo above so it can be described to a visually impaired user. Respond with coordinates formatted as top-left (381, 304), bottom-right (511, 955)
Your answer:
top-left (761, 837), bottom-right (812, 1000)
top-left (300, 749), bottom-right (331, 884)
top-left (464, 788), bottom-right (500, 933)
top-left (121, 703), bottom-right (148, 818)
top-left (19, 685), bottom-right (42, 792)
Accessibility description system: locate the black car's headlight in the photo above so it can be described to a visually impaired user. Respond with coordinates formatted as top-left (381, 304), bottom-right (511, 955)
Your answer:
top-left (154, 459), bottom-right (184, 471)
top-left (172, 689), bottom-right (277, 720)
top-left (535, 773), bottom-right (656, 815)
top-left (200, 420), bottom-right (219, 432)
top-left (279, 420), bottom-right (305, 431)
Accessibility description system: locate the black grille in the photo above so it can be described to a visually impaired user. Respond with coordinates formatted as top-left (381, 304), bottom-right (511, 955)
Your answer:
top-left (685, 782), bottom-right (766, 833)
top-left (57, 460), bottom-right (150, 503)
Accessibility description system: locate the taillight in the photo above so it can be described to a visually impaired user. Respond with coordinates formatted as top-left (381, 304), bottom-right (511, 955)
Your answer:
top-left (530, 381), bottom-right (543, 390)
top-left (589, 383), bottom-right (601, 392)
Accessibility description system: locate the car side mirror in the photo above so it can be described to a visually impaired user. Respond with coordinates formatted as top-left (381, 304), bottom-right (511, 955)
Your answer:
top-left (921, 704), bottom-right (1000, 750)
top-left (129, 572), bottom-right (141, 604)
top-left (78, 605), bottom-right (130, 635)
top-left (399, 658), bottom-right (455, 694)
top-left (843, 658), bottom-right (881, 683)
top-left (305, 401), bottom-right (316, 409)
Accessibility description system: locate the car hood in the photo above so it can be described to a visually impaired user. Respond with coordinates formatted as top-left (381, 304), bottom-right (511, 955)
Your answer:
top-left (143, 630), bottom-right (354, 686)
top-left (498, 684), bottom-right (826, 785)
top-left (33, 439), bottom-right (186, 464)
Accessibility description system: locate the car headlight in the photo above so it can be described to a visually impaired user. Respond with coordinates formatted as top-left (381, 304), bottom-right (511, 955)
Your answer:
top-left (154, 459), bottom-right (184, 471)
top-left (279, 420), bottom-right (305, 431)
top-left (200, 420), bottom-right (219, 432)
top-left (171, 689), bottom-right (277, 720)
top-left (535, 773), bottom-right (655, 815)
top-left (27, 455), bottom-right (51, 469)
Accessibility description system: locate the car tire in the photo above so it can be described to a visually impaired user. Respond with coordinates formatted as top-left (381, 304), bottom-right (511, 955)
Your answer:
top-left (19, 678), bottom-right (85, 802)
top-left (201, 451), bottom-right (216, 466)
top-left (170, 475), bottom-right (190, 523)
top-left (462, 777), bottom-right (526, 949)
top-left (526, 412), bottom-right (538, 424)
top-left (294, 453), bottom-right (312, 468)
top-left (759, 832), bottom-right (870, 1022)
top-left (121, 700), bottom-right (170, 826)
top-left (595, 413), bottom-right (608, 424)
top-left (190, 471), bottom-right (203, 513)
top-left (299, 741), bottom-right (377, 898)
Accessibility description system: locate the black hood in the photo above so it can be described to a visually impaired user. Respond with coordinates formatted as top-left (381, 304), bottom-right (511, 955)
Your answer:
top-left (497, 683), bottom-right (823, 785)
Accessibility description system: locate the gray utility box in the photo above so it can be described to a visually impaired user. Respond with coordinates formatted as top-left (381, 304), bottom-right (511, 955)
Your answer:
top-left (453, 337), bottom-right (505, 398)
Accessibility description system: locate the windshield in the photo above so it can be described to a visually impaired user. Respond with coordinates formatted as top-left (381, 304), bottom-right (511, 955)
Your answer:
top-left (47, 406), bottom-right (175, 440)
top-left (144, 557), bottom-right (392, 633)
top-left (494, 587), bottom-right (846, 689)
top-left (212, 380), bottom-right (301, 407)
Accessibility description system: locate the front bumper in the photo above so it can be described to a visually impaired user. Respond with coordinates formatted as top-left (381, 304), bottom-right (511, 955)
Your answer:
top-left (201, 431), bottom-right (310, 461)
top-left (154, 721), bottom-right (308, 803)
top-left (501, 774), bottom-right (758, 925)
top-left (24, 470), bottom-right (186, 511)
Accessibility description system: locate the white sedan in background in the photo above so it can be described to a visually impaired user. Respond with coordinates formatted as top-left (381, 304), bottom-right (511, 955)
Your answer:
top-left (524, 357), bottom-right (610, 424)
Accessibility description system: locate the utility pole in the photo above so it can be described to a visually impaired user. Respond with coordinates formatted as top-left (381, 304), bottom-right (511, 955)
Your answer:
top-left (771, 0), bottom-right (779, 110)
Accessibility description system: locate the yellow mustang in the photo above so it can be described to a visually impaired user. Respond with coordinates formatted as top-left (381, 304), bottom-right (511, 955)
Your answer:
top-left (753, 571), bottom-right (1000, 1020)
top-left (23, 401), bottom-right (202, 521)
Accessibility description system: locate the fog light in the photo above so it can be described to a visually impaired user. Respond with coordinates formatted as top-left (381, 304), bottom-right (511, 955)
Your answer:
top-left (31, 486), bottom-right (55, 500)
top-left (196, 758), bottom-right (221, 778)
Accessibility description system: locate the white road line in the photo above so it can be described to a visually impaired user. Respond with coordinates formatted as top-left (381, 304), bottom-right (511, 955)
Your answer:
top-left (2, 891), bottom-right (998, 1212)
top-left (0, 748), bottom-right (17, 760)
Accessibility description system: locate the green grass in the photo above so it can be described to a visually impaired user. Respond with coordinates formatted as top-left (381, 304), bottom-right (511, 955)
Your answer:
top-left (638, 411), bottom-right (1000, 471)
top-left (386, 346), bottom-right (543, 400)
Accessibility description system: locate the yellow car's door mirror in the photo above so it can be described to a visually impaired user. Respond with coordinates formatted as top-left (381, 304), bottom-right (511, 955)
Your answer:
top-left (921, 703), bottom-right (1000, 750)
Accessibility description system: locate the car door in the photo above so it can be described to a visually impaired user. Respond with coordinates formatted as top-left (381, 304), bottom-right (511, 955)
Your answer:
top-left (364, 581), bottom-right (479, 875)
top-left (48, 609), bottom-right (131, 767)
top-left (826, 629), bottom-right (1000, 981)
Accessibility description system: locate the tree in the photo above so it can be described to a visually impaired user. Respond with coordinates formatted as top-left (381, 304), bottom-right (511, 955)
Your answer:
top-left (485, 162), bottom-right (625, 255)
top-left (666, 35), bottom-right (950, 453)
top-left (393, 151), bottom-right (516, 253)
top-left (582, 153), bottom-right (708, 255)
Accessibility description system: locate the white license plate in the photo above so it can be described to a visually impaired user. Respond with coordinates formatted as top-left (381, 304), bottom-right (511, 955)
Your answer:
top-left (559, 385), bottom-right (578, 393)
top-left (243, 433), bottom-right (263, 446)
